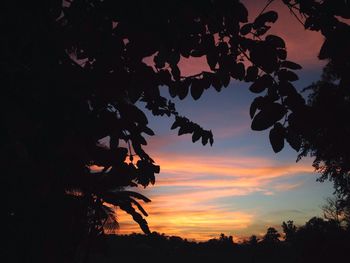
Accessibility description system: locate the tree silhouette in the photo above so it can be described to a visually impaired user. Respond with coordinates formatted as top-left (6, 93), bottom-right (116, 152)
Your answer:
top-left (279, 0), bottom-right (350, 198)
top-left (282, 220), bottom-right (297, 242)
top-left (3, 0), bottom-right (350, 262)
top-left (262, 227), bottom-right (281, 243)
top-left (322, 196), bottom-right (347, 227)
top-left (248, 234), bottom-right (259, 246)
top-left (276, 0), bottom-right (350, 231)
top-left (2, 1), bottom-right (295, 261)
top-left (84, 218), bottom-right (350, 263)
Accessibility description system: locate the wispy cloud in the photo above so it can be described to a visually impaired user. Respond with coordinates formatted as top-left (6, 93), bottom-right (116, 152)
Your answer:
top-left (154, 153), bottom-right (312, 181)
top-left (114, 153), bottom-right (313, 240)
top-left (274, 182), bottom-right (304, 192)
top-left (117, 206), bottom-right (254, 241)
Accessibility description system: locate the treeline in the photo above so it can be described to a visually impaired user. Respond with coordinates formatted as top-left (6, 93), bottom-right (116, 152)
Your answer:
top-left (86, 217), bottom-right (350, 263)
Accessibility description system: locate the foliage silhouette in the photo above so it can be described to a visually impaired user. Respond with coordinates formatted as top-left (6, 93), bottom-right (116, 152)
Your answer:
top-left (84, 215), bottom-right (350, 263)
top-left (282, 220), bottom-right (297, 242)
top-left (2, 0), bottom-right (350, 262)
top-left (322, 196), bottom-right (348, 227)
top-left (279, 0), bottom-right (350, 226)
top-left (262, 227), bottom-right (281, 244)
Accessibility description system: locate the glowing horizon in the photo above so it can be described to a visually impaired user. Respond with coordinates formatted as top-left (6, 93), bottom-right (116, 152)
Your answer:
top-left (113, 152), bottom-right (331, 241)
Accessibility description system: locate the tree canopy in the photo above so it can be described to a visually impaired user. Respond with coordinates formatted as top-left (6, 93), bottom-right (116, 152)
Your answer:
top-left (283, 0), bottom-right (350, 220)
top-left (2, 0), bottom-right (350, 262)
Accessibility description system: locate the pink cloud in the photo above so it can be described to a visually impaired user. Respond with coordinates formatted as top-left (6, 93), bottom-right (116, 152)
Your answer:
top-left (274, 181), bottom-right (304, 192)
top-left (243, 0), bottom-right (325, 69)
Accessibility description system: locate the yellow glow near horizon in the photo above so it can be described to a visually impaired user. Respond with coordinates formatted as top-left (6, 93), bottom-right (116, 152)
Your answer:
top-left (109, 153), bottom-right (315, 241)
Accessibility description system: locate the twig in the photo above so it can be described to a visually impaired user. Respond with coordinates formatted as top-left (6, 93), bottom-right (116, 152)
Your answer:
top-left (257, 0), bottom-right (276, 18)
top-left (285, 4), bottom-right (306, 27)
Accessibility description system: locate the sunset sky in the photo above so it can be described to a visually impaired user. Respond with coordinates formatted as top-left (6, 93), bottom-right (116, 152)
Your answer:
top-left (116, 0), bottom-right (334, 241)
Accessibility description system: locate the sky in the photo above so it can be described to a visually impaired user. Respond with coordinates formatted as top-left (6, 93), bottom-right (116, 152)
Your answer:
top-left (114, 0), bottom-right (334, 241)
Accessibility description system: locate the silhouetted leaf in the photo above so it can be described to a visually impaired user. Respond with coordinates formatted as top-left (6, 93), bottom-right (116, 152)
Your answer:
top-left (253, 11), bottom-right (278, 29)
top-left (237, 2), bottom-right (248, 22)
top-left (286, 127), bottom-right (301, 152)
top-left (135, 135), bottom-right (147, 145)
top-left (178, 124), bottom-right (192, 135)
top-left (267, 85), bottom-right (279, 101)
top-left (158, 69), bottom-right (172, 85)
top-left (202, 34), bottom-right (215, 50)
top-left (191, 79), bottom-right (204, 100)
top-left (304, 16), bottom-right (317, 30)
top-left (127, 105), bottom-right (148, 125)
top-left (143, 126), bottom-right (155, 136)
top-left (192, 129), bottom-right (201, 143)
top-left (206, 50), bottom-right (218, 70)
top-left (218, 71), bottom-right (230, 87)
top-left (168, 51), bottom-right (180, 66)
top-left (285, 92), bottom-right (305, 112)
top-left (211, 75), bottom-right (222, 91)
top-left (280, 61), bottom-right (302, 70)
top-left (153, 164), bottom-right (160, 174)
top-left (218, 42), bottom-right (229, 55)
top-left (250, 42), bottom-right (278, 73)
top-left (251, 103), bottom-right (286, 131)
top-left (278, 81), bottom-right (297, 96)
top-left (276, 48), bottom-right (287, 60)
top-left (250, 96), bottom-right (265, 119)
top-left (240, 23), bottom-right (252, 35)
top-left (154, 52), bottom-right (166, 68)
top-left (269, 123), bottom-right (285, 153)
top-left (191, 49), bottom-right (205, 57)
top-left (171, 65), bottom-right (181, 81)
top-left (246, 66), bottom-right (259, 82)
top-left (209, 131), bottom-right (214, 146)
top-left (278, 69), bottom-right (299, 82)
top-left (319, 39), bottom-right (331, 59)
top-left (201, 134), bottom-right (209, 146)
top-left (265, 35), bottom-right (286, 49)
top-left (168, 83), bottom-right (177, 98)
top-left (256, 25), bottom-right (271, 36)
top-left (119, 203), bottom-right (150, 234)
top-left (112, 191), bottom-right (151, 203)
top-left (178, 80), bottom-right (190, 100)
top-left (171, 118), bottom-right (181, 130)
top-left (231, 62), bottom-right (245, 80)
top-left (130, 199), bottom-right (148, 216)
top-left (249, 74), bottom-right (273, 93)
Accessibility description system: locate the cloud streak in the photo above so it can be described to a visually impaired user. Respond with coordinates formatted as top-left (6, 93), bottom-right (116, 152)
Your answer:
top-left (114, 153), bottom-right (313, 240)
top-left (117, 205), bottom-right (254, 241)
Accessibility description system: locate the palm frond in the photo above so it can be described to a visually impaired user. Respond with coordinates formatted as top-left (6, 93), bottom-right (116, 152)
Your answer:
top-left (107, 190), bottom-right (151, 203)
top-left (119, 202), bottom-right (150, 234)
top-left (102, 205), bottom-right (119, 233)
top-left (129, 198), bottom-right (148, 217)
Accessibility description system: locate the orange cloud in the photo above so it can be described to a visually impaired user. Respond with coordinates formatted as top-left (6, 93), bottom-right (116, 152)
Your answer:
top-left (116, 206), bottom-right (254, 241)
top-left (154, 153), bottom-right (311, 179)
top-left (111, 153), bottom-right (312, 240)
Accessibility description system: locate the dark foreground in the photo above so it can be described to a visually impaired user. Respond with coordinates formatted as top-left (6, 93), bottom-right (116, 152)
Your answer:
top-left (86, 220), bottom-right (350, 263)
